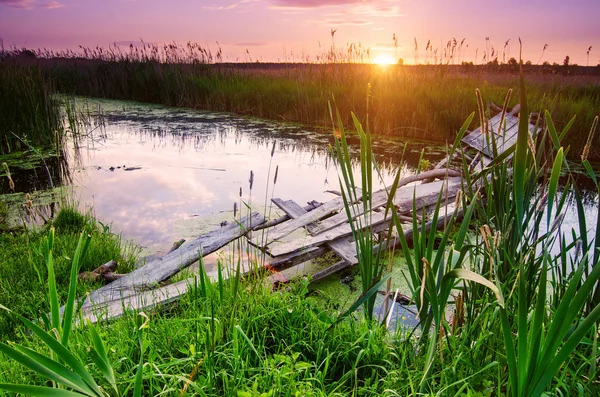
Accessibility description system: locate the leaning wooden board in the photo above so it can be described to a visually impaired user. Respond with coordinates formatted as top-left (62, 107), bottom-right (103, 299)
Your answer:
top-left (272, 198), bottom-right (359, 265)
top-left (78, 212), bottom-right (265, 314)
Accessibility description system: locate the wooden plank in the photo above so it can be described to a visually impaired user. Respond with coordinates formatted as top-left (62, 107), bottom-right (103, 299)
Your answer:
top-left (272, 198), bottom-right (319, 233)
top-left (79, 212), bottom-right (265, 311)
top-left (310, 176), bottom-right (462, 236)
top-left (268, 178), bottom-right (462, 257)
top-left (309, 208), bottom-right (460, 282)
top-left (273, 199), bottom-right (358, 265)
top-left (78, 254), bottom-right (258, 323)
top-left (462, 113), bottom-right (536, 159)
top-left (260, 189), bottom-right (360, 247)
top-left (267, 246), bottom-right (327, 269)
top-left (253, 201), bottom-right (321, 231)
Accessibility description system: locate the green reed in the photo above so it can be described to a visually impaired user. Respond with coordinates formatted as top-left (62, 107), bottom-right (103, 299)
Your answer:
top-left (0, 54), bottom-right (63, 155)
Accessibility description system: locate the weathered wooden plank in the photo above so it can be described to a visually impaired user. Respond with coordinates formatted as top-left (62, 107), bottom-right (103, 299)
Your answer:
top-left (310, 260), bottom-right (348, 283)
top-left (272, 199), bottom-right (358, 265)
top-left (267, 246), bottom-right (327, 269)
top-left (261, 189), bottom-right (361, 247)
top-left (80, 279), bottom-right (192, 324)
top-left (253, 201), bottom-right (322, 231)
top-left (310, 176), bottom-right (462, 236)
top-left (78, 254), bottom-right (259, 323)
top-left (268, 178), bottom-right (462, 257)
top-left (462, 113), bottom-right (535, 158)
top-left (80, 212), bottom-right (265, 311)
top-left (272, 198), bottom-right (319, 233)
top-left (309, 208), bottom-right (461, 282)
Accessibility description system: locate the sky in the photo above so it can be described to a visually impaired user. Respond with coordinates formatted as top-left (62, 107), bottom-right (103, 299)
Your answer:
top-left (1, 0), bottom-right (599, 65)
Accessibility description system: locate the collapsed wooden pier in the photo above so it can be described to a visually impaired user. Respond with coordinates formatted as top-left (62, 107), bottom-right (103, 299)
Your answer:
top-left (73, 105), bottom-right (536, 323)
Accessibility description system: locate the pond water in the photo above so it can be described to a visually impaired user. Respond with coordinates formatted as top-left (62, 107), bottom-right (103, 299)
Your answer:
top-left (63, 97), bottom-right (446, 256)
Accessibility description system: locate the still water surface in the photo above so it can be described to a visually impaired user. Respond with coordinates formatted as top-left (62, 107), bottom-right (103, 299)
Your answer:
top-left (68, 98), bottom-right (441, 255)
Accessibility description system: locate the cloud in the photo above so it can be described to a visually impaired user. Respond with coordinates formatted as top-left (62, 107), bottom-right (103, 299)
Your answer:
top-left (346, 4), bottom-right (403, 17)
top-left (41, 0), bottom-right (63, 8)
top-left (232, 42), bottom-right (267, 46)
top-left (306, 17), bottom-right (372, 26)
top-left (271, 0), bottom-right (371, 8)
top-left (0, 0), bottom-right (64, 9)
top-left (0, 0), bottom-right (34, 9)
top-left (203, 0), bottom-right (260, 10)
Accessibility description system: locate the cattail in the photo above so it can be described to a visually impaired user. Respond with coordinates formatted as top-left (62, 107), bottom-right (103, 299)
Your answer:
top-left (273, 165), bottom-right (279, 185)
top-left (528, 134), bottom-right (536, 158)
top-left (270, 140), bottom-right (276, 157)
top-left (475, 88), bottom-right (487, 137)
top-left (239, 187), bottom-right (242, 197)
top-left (234, 202), bottom-right (237, 218)
top-left (581, 115), bottom-right (598, 162)
top-left (249, 170), bottom-right (254, 190)
top-left (497, 89), bottom-right (513, 135)
top-left (2, 163), bottom-right (14, 191)
top-left (453, 189), bottom-right (463, 213)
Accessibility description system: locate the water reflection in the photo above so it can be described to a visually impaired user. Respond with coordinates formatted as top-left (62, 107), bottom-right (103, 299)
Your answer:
top-left (69, 98), bottom-right (440, 254)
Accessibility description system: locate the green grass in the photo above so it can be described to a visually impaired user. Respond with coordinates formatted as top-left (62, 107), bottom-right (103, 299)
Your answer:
top-left (0, 206), bottom-right (137, 338)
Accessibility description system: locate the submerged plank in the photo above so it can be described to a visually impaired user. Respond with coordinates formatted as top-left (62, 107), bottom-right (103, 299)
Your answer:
top-left (80, 212), bottom-right (265, 311)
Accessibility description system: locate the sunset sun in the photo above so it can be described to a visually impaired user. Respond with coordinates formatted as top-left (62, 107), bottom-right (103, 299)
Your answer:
top-left (372, 54), bottom-right (396, 66)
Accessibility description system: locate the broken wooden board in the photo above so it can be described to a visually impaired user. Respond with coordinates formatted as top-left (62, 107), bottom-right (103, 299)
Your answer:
top-left (462, 113), bottom-right (536, 159)
top-left (272, 198), bottom-right (359, 265)
top-left (309, 207), bottom-right (460, 282)
top-left (260, 188), bottom-right (360, 246)
top-left (76, 255), bottom-right (259, 323)
top-left (79, 212), bottom-right (265, 313)
top-left (310, 175), bottom-right (462, 236)
top-left (267, 178), bottom-right (461, 258)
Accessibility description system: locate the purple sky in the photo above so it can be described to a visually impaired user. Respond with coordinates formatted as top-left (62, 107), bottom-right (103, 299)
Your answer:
top-left (1, 0), bottom-right (598, 65)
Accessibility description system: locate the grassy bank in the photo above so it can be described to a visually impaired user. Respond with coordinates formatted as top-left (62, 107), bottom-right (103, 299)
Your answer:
top-left (46, 59), bottom-right (600, 155)
top-left (0, 206), bottom-right (137, 338)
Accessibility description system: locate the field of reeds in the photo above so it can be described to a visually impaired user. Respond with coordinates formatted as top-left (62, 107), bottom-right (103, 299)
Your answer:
top-left (1, 42), bottom-right (599, 161)
top-left (0, 53), bottom-right (63, 155)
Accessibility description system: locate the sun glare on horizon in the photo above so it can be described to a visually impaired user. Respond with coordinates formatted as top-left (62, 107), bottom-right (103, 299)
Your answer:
top-left (372, 54), bottom-right (397, 66)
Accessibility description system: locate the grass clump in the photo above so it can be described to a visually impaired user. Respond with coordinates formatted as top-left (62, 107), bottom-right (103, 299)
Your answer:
top-left (0, 206), bottom-right (136, 338)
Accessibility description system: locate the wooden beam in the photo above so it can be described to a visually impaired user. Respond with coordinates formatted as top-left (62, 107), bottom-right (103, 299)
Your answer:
top-left (78, 212), bottom-right (265, 314)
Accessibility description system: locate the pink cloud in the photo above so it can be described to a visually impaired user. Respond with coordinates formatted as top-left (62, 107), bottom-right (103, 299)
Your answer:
top-left (0, 0), bottom-right (34, 9)
top-left (42, 0), bottom-right (64, 8)
top-left (0, 0), bottom-right (64, 9)
top-left (306, 17), bottom-right (372, 26)
top-left (271, 0), bottom-right (372, 8)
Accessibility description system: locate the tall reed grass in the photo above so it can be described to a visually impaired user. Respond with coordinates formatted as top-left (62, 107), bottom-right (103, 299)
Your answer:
top-left (0, 51), bottom-right (63, 155)
top-left (4, 42), bottom-right (599, 160)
